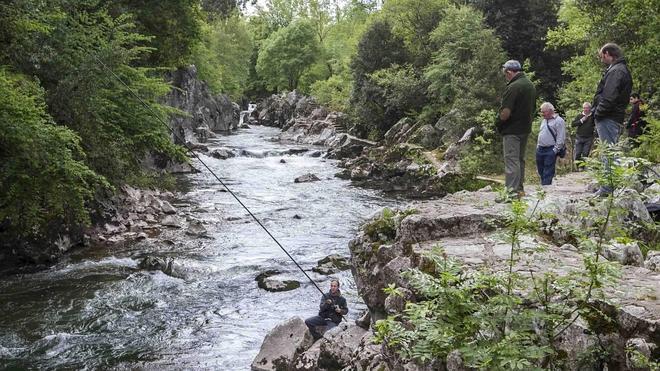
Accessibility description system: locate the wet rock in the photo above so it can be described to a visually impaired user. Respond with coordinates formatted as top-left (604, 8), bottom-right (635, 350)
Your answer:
top-left (161, 201), bottom-right (177, 215)
top-left (137, 256), bottom-right (186, 279)
top-left (603, 241), bottom-right (644, 266)
top-left (251, 317), bottom-right (313, 371)
top-left (293, 214), bottom-right (302, 219)
top-left (308, 151), bottom-right (323, 158)
top-left (280, 159), bottom-right (287, 164)
top-left (287, 148), bottom-right (309, 155)
top-left (645, 251), bottom-right (660, 272)
top-left (210, 148), bottom-right (236, 160)
top-left (185, 219), bottom-right (208, 237)
top-left (161, 215), bottom-right (182, 228)
top-left (256, 270), bottom-right (301, 292)
top-left (294, 173), bottom-right (320, 183)
top-left (104, 223), bottom-right (127, 235)
top-left (312, 254), bottom-right (351, 275)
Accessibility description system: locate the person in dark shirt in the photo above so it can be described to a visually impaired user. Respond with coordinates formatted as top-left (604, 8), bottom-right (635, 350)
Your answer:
top-left (572, 102), bottom-right (596, 169)
top-left (592, 43), bottom-right (632, 196)
top-left (495, 60), bottom-right (536, 200)
top-left (625, 93), bottom-right (646, 146)
top-left (304, 279), bottom-right (348, 341)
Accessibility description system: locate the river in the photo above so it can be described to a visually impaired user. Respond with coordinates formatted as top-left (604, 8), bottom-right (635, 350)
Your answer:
top-left (0, 126), bottom-right (399, 370)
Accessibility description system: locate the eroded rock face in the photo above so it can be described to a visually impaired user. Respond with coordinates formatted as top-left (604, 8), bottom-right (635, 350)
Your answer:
top-left (164, 65), bottom-right (239, 144)
top-left (251, 317), bottom-right (313, 371)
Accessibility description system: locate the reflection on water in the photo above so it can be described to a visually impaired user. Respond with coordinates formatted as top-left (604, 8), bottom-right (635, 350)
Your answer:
top-left (0, 126), bottom-right (399, 369)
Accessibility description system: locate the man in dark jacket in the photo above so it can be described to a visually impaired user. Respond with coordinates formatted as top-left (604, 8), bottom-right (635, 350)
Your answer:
top-left (592, 43), bottom-right (633, 195)
top-left (572, 102), bottom-right (595, 168)
top-left (496, 60), bottom-right (536, 200)
top-left (305, 279), bottom-right (348, 340)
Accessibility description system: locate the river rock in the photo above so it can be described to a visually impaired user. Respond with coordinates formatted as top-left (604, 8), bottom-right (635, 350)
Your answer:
top-left (185, 219), bottom-right (208, 237)
top-left (255, 270), bottom-right (301, 292)
top-left (311, 254), bottom-right (351, 275)
top-left (294, 173), bottom-right (321, 183)
top-left (160, 215), bottom-right (181, 228)
top-left (251, 317), bottom-right (313, 371)
top-left (210, 148), bottom-right (236, 160)
top-left (161, 201), bottom-right (177, 215)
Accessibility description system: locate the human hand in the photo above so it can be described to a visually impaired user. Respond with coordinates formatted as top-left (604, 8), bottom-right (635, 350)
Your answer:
top-left (325, 299), bottom-right (333, 305)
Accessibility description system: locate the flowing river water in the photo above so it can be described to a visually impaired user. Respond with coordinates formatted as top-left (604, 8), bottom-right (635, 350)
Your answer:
top-left (0, 126), bottom-right (399, 370)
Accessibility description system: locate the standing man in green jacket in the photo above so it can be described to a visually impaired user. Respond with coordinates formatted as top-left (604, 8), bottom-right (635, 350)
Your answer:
top-left (496, 60), bottom-right (536, 200)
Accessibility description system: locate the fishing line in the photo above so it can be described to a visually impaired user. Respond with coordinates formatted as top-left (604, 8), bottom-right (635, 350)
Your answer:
top-left (92, 54), bottom-right (325, 296)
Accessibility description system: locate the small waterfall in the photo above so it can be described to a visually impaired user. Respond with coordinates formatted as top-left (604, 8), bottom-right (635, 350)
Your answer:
top-left (239, 103), bottom-right (257, 126)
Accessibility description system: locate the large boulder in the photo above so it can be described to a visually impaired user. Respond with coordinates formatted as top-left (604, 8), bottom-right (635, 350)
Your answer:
top-left (251, 317), bottom-right (314, 371)
top-left (407, 124), bottom-right (444, 150)
top-left (318, 323), bottom-right (369, 369)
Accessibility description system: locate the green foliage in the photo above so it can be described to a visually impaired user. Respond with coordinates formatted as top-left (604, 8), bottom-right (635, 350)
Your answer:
top-left (111, 0), bottom-right (203, 68)
top-left (547, 0), bottom-right (659, 117)
top-left (349, 19), bottom-right (410, 138)
top-left (374, 149), bottom-right (650, 368)
top-left (423, 5), bottom-right (506, 137)
top-left (256, 19), bottom-right (320, 91)
top-left (2, 0), bottom-right (187, 186)
top-left (192, 12), bottom-right (254, 98)
top-left (459, 109), bottom-right (504, 175)
top-left (379, 0), bottom-right (450, 66)
top-left (0, 69), bottom-right (109, 238)
top-left (633, 117), bottom-right (660, 162)
top-left (470, 0), bottom-right (565, 101)
top-left (363, 208), bottom-right (418, 243)
top-left (309, 73), bottom-right (352, 111)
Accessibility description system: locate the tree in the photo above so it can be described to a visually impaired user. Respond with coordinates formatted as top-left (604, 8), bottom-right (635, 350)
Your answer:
top-left (0, 69), bottom-right (108, 241)
top-left (379, 0), bottom-right (450, 66)
top-left (469, 0), bottom-right (566, 101)
top-left (349, 19), bottom-right (410, 138)
top-left (192, 11), bottom-right (254, 98)
top-left (424, 4), bottom-right (507, 137)
top-left (256, 19), bottom-right (319, 91)
top-left (547, 0), bottom-right (659, 114)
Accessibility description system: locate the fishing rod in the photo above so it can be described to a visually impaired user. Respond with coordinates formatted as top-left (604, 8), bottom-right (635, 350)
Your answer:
top-left (92, 54), bottom-right (326, 297)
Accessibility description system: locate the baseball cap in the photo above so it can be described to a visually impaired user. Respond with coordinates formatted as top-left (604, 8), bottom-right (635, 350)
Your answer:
top-left (502, 60), bottom-right (522, 71)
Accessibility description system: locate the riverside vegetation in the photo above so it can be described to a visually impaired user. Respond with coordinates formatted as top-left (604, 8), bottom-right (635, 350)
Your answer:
top-left (2, 0), bottom-right (658, 258)
top-left (373, 144), bottom-right (659, 369)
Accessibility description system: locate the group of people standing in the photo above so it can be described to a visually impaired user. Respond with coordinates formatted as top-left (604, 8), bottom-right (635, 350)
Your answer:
top-left (496, 42), bottom-right (639, 197)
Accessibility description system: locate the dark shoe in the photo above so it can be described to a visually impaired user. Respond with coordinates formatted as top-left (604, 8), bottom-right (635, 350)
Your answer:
top-left (593, 188), bottom-right (611, 198)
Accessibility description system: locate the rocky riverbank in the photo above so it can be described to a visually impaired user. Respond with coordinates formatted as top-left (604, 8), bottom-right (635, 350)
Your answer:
top-left (252, 172), bottom-right (660, 370)
top-left (0, 66), bottom-right (239, 276)
top-left (250, 91), bottom-right (487, 198)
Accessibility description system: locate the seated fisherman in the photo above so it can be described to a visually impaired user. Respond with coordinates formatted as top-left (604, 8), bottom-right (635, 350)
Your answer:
top-left (304, 279), bottom-right (348, 340)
